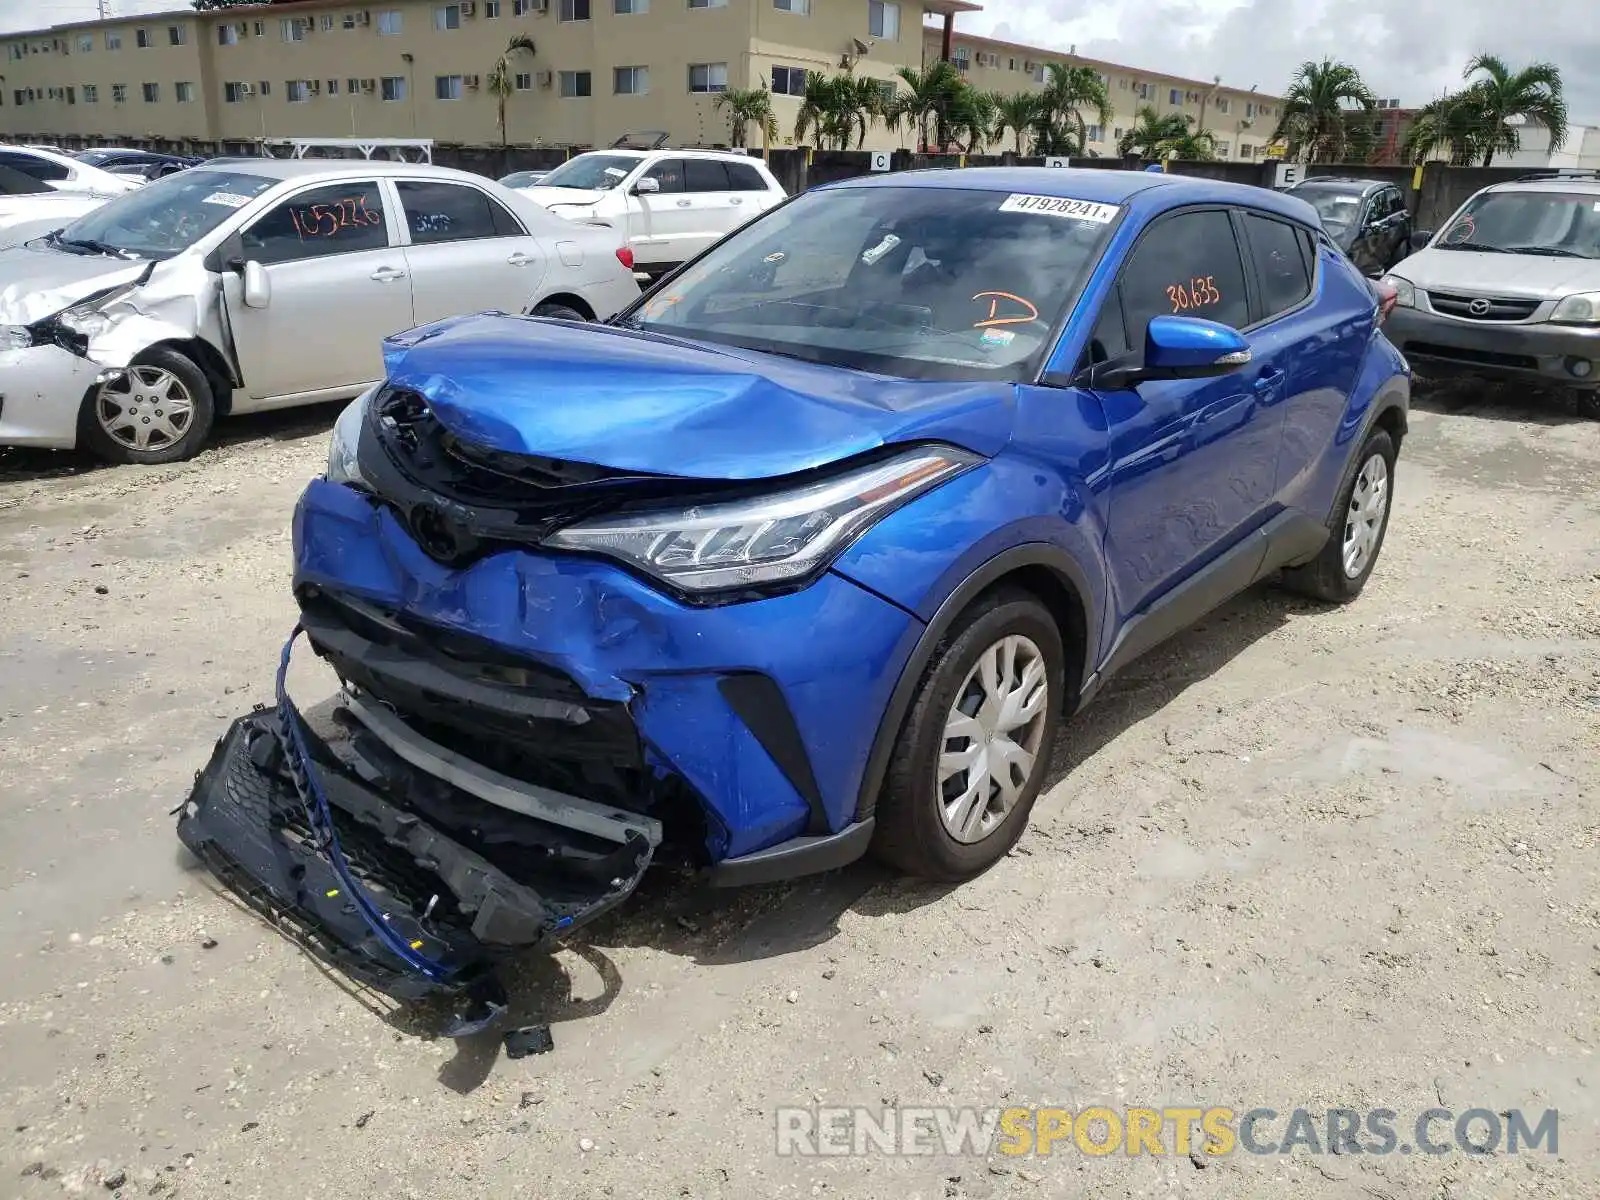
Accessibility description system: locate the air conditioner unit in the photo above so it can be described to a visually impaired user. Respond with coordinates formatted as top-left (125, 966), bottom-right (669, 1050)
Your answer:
top-left (239, 85), bottom-right (255, 96)
top-left (462, 1), bottom-right (476, 14)
top-left (536, 69), bottom-right (552, 88)
top-left (465, 73), bottom-right (481, 88)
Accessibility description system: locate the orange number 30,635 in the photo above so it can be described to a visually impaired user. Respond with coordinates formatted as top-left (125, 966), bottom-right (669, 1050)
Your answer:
top-left (1165, 275), bottom-right (1221, 313)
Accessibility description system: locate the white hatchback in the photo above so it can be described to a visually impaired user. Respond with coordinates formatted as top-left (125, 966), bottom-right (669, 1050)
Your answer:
top-left (515, 149), bottom-right (787, 275)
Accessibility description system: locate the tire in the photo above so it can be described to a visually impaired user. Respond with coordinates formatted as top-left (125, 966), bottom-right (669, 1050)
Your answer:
top-left (871, 588), bottom-right (1066, 881)
top-left (530, 301), bottom-right (588, 322)
top-left (78, 346), bottom-right (216, 466)
top-left (1282, 427), bottom-right (1397, 603)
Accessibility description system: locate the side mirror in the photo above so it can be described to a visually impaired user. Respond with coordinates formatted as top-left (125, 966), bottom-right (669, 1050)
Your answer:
top-left (1094, 316), bottom-right (1251, 390)
top-left (242, 260), bottom-right (271, 309)
top-left (631, 177), bottom-right (660, 195)
top-left (1408, 230), bottom-right (1434, 251)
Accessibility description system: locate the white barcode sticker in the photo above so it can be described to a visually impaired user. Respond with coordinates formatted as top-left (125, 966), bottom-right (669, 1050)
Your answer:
top-left (202, 191), bottom-right (253, 208)
top-left (998, 193), bottom-right (1120, 223)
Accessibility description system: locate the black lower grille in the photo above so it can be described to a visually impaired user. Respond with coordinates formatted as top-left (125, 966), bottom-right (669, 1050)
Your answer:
top-left (1405, 342), bottom-right (1540, 371)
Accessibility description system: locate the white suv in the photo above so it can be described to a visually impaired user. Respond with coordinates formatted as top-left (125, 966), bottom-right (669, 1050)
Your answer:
top-left (514, 149), bottom-right (786, 276)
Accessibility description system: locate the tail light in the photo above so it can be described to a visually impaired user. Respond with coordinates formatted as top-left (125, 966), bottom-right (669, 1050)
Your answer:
top-left (615, 246), bottom-right (635, 270)
top-left (1375, 278), bottom-right (1398, 324)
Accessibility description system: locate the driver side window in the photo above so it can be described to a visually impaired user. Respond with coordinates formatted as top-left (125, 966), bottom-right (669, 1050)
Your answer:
top-left (1116, 208), bottom-right (1251, 341)
top-left (242, 181), bottom-right (390, 266)
top-left (641, 159), bottom-right (685, 194)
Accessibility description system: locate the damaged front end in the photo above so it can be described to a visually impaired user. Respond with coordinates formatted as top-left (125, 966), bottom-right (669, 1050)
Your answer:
top-left (176, 629), bottom-right (658, 1020)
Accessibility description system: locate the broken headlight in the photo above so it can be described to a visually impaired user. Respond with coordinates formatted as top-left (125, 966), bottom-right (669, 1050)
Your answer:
top-left (544, 445), bottom-right (980, 595)
top-left (326, 388), bottom-right (373, 487)
top-left (56, 284), bottom-right (141, 338)
top-left (0, 325), bottom-right (32, 350)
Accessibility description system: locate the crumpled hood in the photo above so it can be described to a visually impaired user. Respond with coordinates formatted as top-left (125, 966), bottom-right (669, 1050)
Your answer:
top-left (1396, 247), bottom-right (1600, 298)
top-left (519, 186), bottom-right (607, 210)
top-left (380, 313), bottom-right (1017, 481)
top-left (0, 241), bottom-right (148, 324)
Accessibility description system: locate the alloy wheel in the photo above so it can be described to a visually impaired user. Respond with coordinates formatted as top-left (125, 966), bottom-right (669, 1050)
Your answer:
top-left (937, 633), bottom-right (1050, 844)
top-left (96, 366), bottom-right (196, 453)
top-left (1342, 452), bottom-right (1390, 578)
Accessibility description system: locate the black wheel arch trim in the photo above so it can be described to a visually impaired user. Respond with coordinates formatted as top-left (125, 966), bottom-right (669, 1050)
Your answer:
top-left (850, 543), bottom-right (1099, 825)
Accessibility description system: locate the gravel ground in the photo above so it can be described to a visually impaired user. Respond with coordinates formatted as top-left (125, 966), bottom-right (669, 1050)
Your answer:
top-left (0, 384), bottom-right (1596, 1199)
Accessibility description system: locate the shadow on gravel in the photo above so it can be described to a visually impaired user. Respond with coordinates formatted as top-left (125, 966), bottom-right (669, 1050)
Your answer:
top-left (1410, 375), bottom-right (1599, 426)
top-left (0, 400), bottom-right (345, 486)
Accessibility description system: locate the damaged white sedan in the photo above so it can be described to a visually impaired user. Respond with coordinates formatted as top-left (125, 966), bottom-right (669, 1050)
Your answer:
top-left (0, 159), bottom-right (641, 464)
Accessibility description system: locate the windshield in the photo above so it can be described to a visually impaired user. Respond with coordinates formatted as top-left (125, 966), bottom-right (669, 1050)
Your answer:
top-left (1438, 190), bottom-right (1600, 258)
top-left (75, 150), bottom-right (126, 166)
top-left (622, 185), bottom-right (1120, 381)
top-left (55, 169), bottom-right (275, 260)
top-left (498, 170), bottom-right (545, 188)
top-left (1293, 188), bottom-right (1364, 230)
top-left (535, 154), bottom-right (639, 192)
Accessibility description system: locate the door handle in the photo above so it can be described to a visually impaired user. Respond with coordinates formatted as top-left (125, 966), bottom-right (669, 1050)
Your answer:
top-left (1253, 367), bottom-right (1287, 404)
top-left (506, 251), bottom-right (535, 266)
top-left (676, 199), bottom-right (691, 207)
top-left (729, 197), bottom-right (743, 205)
top-left (370, 266), bottom-right (407, 283)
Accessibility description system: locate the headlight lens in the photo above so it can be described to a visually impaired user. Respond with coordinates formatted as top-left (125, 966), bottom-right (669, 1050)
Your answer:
top-left (1378, 274), bottom-right (1415, 308)
top-left (1550, 291), bottom-right (1600, 324)
top-left (326, 389), bottom-right (373, 486)
top-left (57, 285), bottom-right (139, 338)
top-left (0, 325), bottom-right (32, 350)
top-left (545, 445), bottom-right (980, 595)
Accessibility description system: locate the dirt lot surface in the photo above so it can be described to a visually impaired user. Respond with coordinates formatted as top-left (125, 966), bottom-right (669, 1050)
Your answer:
top-left (0, 386), bottom-right (1596, 1199)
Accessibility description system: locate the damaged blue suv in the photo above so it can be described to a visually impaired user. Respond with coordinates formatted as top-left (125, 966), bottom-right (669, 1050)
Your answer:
top-left (179, 169), bottom-right (1408, 1002)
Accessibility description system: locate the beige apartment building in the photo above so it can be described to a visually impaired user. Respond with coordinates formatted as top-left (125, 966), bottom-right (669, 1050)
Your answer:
top-left (0, 0), bottom-right (1279, 159)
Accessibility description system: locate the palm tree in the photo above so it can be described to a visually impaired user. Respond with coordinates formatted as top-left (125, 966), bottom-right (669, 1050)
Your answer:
top-left (1165, 127), bottom-right (1218, 161)
top-left (1038, 64), bottom-right (1113, 157)
top-left (1116, 105), bottom-right (1189, 158)
top-left (714, 86), bottom-right (779, 151)
top-left (1457, 54), bottom-right (1567, 166)
top-left (891, 61), bottom-right (966, 151)
top-left (1403, 92), bottom-right (1485, 166)
top-left (1270, 59), bottom-right (1376, 162)
top-left (486, 34), bottom-right (536, 148)
top-left (952, 88), bottom-right (998, 154)
top-left (992, 92), bottom-right (1040, 155)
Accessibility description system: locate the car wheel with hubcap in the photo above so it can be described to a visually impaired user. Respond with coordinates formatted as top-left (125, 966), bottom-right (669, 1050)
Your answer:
top-left (872, 589), bottom-right (1065, 880)
top-left (79, 346), bottom-right (215, 465)
top-left (1283, 427), bottom-right (1396, 602)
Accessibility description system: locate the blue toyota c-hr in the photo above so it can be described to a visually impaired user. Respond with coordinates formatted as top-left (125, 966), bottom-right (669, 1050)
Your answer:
top-left (180, 168), bottom-right (1408, 996)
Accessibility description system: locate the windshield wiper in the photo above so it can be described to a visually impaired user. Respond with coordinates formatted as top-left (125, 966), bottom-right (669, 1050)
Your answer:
top-left (1500, 244), bottom-right (1590, 258)
top-left (46, 230), bottom-right (133, 259)
top-left (1436, 241), bottom-right (1510, 253)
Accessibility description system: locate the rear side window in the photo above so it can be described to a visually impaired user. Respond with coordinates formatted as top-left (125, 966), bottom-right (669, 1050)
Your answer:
top-left (1243, 213), bottom-right (1313, 319)
top-left (0, 150), bottom-right (69, 182)
top-left (683, 159), bottom-right (731, 192)
top-left (724, 161), bottom-right (767, 191)
top-left (395, 179), bottom-right (523, 243)
top-left (242, 181), bottom-right (389, 264)
top-left (1117, 208), bottom-right (1250, 336)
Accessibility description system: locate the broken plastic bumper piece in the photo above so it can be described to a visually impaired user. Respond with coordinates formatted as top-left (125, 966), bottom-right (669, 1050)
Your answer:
top-left (175, 629), bottom-right (655, 1004)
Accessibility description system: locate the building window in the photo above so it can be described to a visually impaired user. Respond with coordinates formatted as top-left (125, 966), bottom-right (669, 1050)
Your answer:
top-left (1031, 63), bottom-right (1045, 83)
top-left (135, 28), bottom-right (152, 48)
top-left (1215, 97), bottom-right (1229, 113)
top-left (378, 10), bottom-right (403, 34)
top-left (78, 34), bottom-right (93, 52)
top-left (560, 0), bottom-right (592, 17)
top-left (514, 71), bottom-right (532, 90)
top-left (141, 81), bottom-right (159, 102)
top-left (326, 78), bottom-right (339, 95)
top-left (320, 14), bottom-right (334, 30)
top-left (66, 86), bottom-right (76, 104)
top-left (169, 24), bottom-right (186, 45)
top-left (435, 5), bottom-right (462, 29)
top-left (688, 62), bottom-right (727, 93)
top-left (287, 79), bottom-right (312, 102)
top-left (614, 65), bottom-right (648, 94)
top-left (1085, 124), bottom-right (1102, 142)
top-left (381, 75), bottom-right (407, 100)
top-left (259, 80), bottom-right (271, 95)
top-left (773, 0), bottom-right (809, 11)
top-left (615, 0), bottom-right (648, 10)
top-left (513, 0), bottom-right (537, 12)
top-left (771, 65), bottom-right (806, 96)
top-left (868, 0), bottom-right (898, 39)
top-left (218, 24), bottom-right (238, 45)
top-left (559, 69), bottom-right (591, 97)
top-left (1215, 140), bottom-right (1230, 156)
top-left (688, 0), bottom-right (728, 8)
top-left (435, 75), bottom-right (463, 99)
top-left (83, 83), bottom-right (99, 102)
top-left (1169, 88), bottom-right (1180, 104)
top-left (224, 81), bottom-right (248, 102)
top-left (111, 83), bottom-right (128, 102)
top-left (348, 77), bottom-right (361, 92)
top-left (951, 47), bottom-right (969, 71)
top-left (485, 0), bottom-right (501, 14)
top-left (1245, 101), bottom-right (1256, 118)
top-left (176, 81), bottom-right (195, 102)
top-left (281, 19), bottom-right (304, 41)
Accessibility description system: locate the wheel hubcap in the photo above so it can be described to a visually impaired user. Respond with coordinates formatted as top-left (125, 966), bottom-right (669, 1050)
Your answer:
top-left (1342, 452), bottom-right (1390, 578)
top-left (96, 366), bottom-right (195, 452)
top-left (937, 633), bottom-right (1049, 844)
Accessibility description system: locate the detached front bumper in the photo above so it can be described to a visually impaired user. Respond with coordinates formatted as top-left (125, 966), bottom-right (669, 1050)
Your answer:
top-left (1386, 306), bottom-right (1600, 388)
top-left (0, 343), bottom-right (100, 448)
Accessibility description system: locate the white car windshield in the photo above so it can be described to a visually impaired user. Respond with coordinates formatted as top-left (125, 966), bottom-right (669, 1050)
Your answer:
top-left (54, 169), bottom-right (275, 260)
top-left (1438, 190), bottom-right (1600, 259)
top-left (536, 154), bottom-right (638, 191)
top-left (623, 185), bottom-right (1120, 382)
